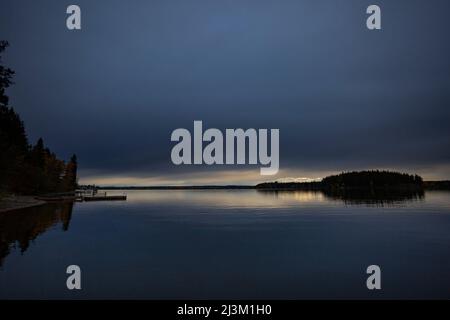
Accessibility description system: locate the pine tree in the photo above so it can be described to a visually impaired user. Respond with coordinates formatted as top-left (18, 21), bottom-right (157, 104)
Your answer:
top-left (0, 41), bottom-right (29, 191)
top-left (63, 154), bottom-right (78, 191)
top-left (1, 40), bottom-right (77, 194)
top-left (0, 41), bottom-right (14, 108)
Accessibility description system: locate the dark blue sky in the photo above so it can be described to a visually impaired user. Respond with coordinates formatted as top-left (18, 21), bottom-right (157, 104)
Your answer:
top-left (1, 0), bottom-right (449, 185)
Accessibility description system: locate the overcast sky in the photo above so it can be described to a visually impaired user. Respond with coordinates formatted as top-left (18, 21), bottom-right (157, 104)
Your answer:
top-left (1, 0), bottom-right (449, 185)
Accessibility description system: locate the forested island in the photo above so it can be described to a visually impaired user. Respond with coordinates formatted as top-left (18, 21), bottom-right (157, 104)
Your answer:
top-left (256, 171), bottom-right (439, 204)
top-left (256, 170), bottom-right (428, 191)
top-left (0, 41), bottom-right (78, 198)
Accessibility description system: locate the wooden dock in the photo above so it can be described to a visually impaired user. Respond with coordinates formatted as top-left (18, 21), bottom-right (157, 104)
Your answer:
top-left (36, 190), bottom-right (127, 203)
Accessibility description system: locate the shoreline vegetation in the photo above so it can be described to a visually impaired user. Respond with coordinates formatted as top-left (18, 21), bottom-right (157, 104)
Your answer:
top-left (0, 40), bottom-right (78, 210)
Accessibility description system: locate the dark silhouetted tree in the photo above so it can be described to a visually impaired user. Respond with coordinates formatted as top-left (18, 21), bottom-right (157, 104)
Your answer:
top-left (0, 41), bottom-right (29, 190)
top-left (1, 41), bottom-right (77, 195)
top-left (0, 41), bottom-right (14, 108)
top-left (63, 154), bottom-right (78, 191)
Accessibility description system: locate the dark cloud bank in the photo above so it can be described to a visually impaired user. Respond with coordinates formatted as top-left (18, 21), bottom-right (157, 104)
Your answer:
top-left (1, 0), bottom-right (449, 184)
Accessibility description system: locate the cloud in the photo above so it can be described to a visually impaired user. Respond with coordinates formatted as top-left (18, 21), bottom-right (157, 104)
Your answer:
top-left (2, 0), bottom-right (450, 184)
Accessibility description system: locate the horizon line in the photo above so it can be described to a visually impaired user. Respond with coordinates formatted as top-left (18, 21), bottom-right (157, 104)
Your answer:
top-left (81, 179), bottom-right (450, 189)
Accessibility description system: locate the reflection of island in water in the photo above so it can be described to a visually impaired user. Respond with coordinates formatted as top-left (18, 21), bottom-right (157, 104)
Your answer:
top-left (257, 189), bottom-right (425, 206)
top-left (257, 170), bottom-right (427, 205)
top-left (0, 202), bottom-right (73, 266)
top-left (321, 188), bottom-right (424, 205)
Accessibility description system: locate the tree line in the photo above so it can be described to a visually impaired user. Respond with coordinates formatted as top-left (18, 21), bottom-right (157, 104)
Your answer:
top-left (0, 41), bottom-right (77, 195)
top-left (256, 170), bottom-right (424, 190)
top-left (321, 170), bottom-right (423, 189)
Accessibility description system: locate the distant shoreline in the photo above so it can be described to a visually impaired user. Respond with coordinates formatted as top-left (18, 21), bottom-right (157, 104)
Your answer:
top-left (97, 185), bottom-right (255, 190)
top-left (1, 171), bottom-right (448, 215)
top-left (1, 181), bottom-right (449, 214)
top-left (95, 180), bottom-right (450, 191)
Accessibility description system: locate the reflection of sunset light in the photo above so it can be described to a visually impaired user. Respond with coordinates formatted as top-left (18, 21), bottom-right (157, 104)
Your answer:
top-left (105, 189), bottom-right (327, 210)
top-left (284, 191), bottom-right (325, 202)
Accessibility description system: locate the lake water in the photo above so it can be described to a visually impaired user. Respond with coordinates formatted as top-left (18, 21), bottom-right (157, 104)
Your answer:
top-left (1, 189), bottom-right (450, 299)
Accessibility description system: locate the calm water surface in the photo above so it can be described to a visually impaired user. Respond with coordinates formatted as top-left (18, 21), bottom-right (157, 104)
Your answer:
top-left (1, 190), bottom-right (450, 299)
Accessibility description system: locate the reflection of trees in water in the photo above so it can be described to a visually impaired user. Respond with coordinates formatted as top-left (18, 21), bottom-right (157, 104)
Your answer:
top-left (257, 188), bottom-right (425, 206)
top-left (322, 188), bottom-right (425, 206)
top-left (0, 202), bottom-right (73, 266)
